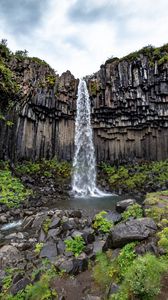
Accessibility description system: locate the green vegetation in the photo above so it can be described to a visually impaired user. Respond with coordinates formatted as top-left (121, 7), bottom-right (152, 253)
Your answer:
top-left (101, 159), bottom-right (168, 193)
top-left (42, 218), bottom-right (51, 233)
top-left (118, 43), bottom-right (168, 66)
top-left (34, 243), bottom-right (44, 254)
top-left (90, 80), bottom-right (100, 96)
top-left (144, 190), bottom-right (168, 223)
top-left (46, 75), bottom-right (56, 87)
top-left (15, 158), bottom-right (71, 179)
top-left (0, 62), bottom-right (20, 94)
top-left (93, 242), bottom-right (137, 290)
top-left (65, 236), bottom-right (85, 257)
top-left (0, 264), bottom-right (58, 300)
top-left (122, 203), bottom-right (143, 221)
top-left (112, 253), bottom-right (167, 300)
top-left (92, 211), bottom-right (113, 233)
top-left (0, 169), bottom-right (31, 208)
top-left (158, 227), bottom-right (168, 253)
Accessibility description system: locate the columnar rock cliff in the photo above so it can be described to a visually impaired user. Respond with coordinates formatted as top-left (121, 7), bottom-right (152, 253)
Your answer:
top-left (0, 44), bottom-right (168, 162)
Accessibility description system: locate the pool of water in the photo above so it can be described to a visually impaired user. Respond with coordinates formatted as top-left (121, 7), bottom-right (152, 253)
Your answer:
top-left (55, 193), bottom-right (132, 212)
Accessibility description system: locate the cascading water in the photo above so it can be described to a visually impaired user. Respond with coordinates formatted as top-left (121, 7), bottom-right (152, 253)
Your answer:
top-left (72, 79), bottom-right (108, 197)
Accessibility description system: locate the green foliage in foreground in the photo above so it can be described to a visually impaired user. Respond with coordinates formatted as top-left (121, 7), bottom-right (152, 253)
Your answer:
top-left (144, 190), bottom-right (168, 223)
top-left (15, 158), bottom-right (71, 179)
top-left (65, 236), bottom-right (85, 257)
top-left (0, 169), bottom-right (31, 208)
top-left (0, 262), bottom-right (58, 300)
top-left (93, 242), bottom-right (137, 289)
top-left (113, 253), bottom-right (167, 300)
top-left (92, 211), bottom-right (113, 233)
top-left (158, 227), bottom-right (168, 253)
top-left (101, 159), bottom-right (168, 192)
top-left (121, 203), bottom-right (143, 221)
top-left (93, 246), bottom-right (167, 300)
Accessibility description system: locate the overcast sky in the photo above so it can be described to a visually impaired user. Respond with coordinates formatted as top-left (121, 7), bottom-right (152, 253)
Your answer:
top-left (0, 0), bottom-right (168, 77)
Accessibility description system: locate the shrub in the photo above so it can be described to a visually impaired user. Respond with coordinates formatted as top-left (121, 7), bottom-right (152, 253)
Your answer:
top-left (120, 253), bottom-right (167, 300)
top-left (122, 204), bottom-right (143, 221)
top-left (158, 227), bottom-right (168, 252)
top-left (65, 236), bottom-right (85, 257)
top-left (117, 242), bottom-right (137, 280)
top-left (92, 211), bottom-right (113, 233)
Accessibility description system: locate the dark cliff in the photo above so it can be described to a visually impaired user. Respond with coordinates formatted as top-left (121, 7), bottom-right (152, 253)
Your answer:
top-left (0, 43), bottom-right (168, 162)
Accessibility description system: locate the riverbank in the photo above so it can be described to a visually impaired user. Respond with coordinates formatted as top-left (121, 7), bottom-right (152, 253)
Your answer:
top-left (1, 159), bottom-right (168, 299)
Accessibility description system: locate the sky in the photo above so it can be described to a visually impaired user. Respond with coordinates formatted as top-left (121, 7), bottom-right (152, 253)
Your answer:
top-left (0, 0), bottom-right (168, 78)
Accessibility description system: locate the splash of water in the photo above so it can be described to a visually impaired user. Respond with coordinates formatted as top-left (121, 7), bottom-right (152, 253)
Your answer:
top-left (72, 79), bottom-right (108, 197)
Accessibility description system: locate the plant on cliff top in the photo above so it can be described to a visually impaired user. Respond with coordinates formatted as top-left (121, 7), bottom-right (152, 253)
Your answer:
top-left (92, 211), bottom-right (113, 233)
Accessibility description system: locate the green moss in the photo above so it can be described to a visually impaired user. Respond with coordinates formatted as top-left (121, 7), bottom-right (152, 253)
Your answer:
top-left (46, 75), bottom-right (56, 87)
top-left (90, 80), bottom-right (100, 96)
top-left (34, 243), bottom-right (44, 254)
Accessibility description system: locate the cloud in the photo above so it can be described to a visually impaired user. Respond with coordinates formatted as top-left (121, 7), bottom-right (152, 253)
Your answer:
top-left (0, 0), bottom-right (48, 35)
top-left (0, 0), bottom-right (168, 77)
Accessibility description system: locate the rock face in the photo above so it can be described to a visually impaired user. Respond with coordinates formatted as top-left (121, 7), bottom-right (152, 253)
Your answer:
top-left (88, 53), bottom-right (168, 162)
top-left (1, 45), bottom-right (168, 162)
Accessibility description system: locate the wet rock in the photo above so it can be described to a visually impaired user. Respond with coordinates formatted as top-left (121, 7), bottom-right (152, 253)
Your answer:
top-left (105, 211), bottom-right (122, 224)
top-left (93, 240), bottom-right (106, 254)
top-left (0, 245), bottom-right (22, 269)
top-left (32, 213), bottom-right (47, 229)
top-left (10, 277), bottom-right (31, 295)
top-left (57, 240), bottom-right (65, 255)
top-left (47, 228), bottom-right (62, 240)
top-left (62, 218), bottom-right (77, 231)
top-left (22, 216), bottom-right (34, 230)
top-left (70, 210), bottom-right (82, 218)
top-left (57, 257), bottom-right (74, 274)
top-left (82, 228), bottom-right (95, 244)
top-left (109, 218), bottom-right (157, 247)
top-left (73, 253), bottom-right (88, 274)
top-left (49, 217), bottom-right (61, 229)
top-left (116, 199), bottom-right (137, 213)
top-left (40, 241), bottom-right (58, 261)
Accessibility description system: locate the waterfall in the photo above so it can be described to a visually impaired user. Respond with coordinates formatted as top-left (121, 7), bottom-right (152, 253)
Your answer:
top-left (72, 79), bottom-right (106, 197)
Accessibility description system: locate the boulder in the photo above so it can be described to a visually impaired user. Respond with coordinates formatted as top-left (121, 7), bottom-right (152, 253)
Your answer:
top-left (49, 217), bottom-right (61, 229)
top-left (10, 277), bottom-right (31, 295)
top-left (0, 245), bottom-right (22, 269)
top-left (108, 218), bottom-right (157, 247)
top-left (105, 211), bottom-right (122, 224)
top-left (40, 242), bottom-right (58, 261)
top-left (116, 199), bottom-right (136, 213)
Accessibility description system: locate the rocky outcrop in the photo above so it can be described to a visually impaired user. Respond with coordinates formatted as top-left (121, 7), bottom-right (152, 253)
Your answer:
top-left (1, 44), bottom-right (168, 162)
top-left (88, 47), bottom-right (168, 162)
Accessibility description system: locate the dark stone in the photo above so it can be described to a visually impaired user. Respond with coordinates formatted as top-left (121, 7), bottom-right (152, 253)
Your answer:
top-left (10, 278), bottom-right (31, 295)
top-left (40, 242), bottom-right (58, 261)
top-left (105, 211), bottom-right (122, 224)
top-left (49, 217), bottom-right (61, 229)
top-left (70, 211), bottom-right (82, 218)
top-left (82, 228), bottom-right (95, 244)
top-left (47, 228), bottom-right (61, 240)
top-left (116, 199), bottom-right (136, 213)
top-left (57, 240), bottom-right (66, 255)
top-left (58, 258), bottom-right (74, 274)
top-left (93, 240), bottom-right (106, 254)
top-left (109, 218), bottom-right (157, 247)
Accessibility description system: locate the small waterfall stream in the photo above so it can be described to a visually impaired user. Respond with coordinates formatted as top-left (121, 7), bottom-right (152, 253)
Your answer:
top-left (72, 79), bottom-right (108, 197)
